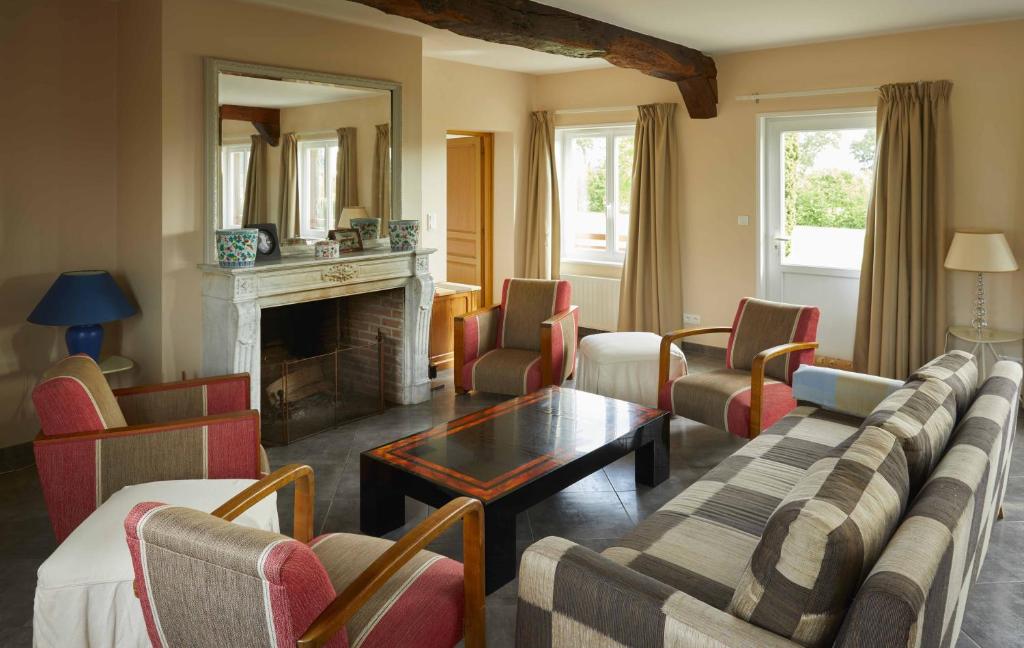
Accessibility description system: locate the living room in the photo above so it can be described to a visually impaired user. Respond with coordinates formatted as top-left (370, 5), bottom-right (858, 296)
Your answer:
top-left (3, 1), bottom-right (1024, 646)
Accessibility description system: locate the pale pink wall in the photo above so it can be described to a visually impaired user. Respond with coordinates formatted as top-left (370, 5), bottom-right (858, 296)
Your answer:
top-left (0, 0), bottom-right (120, 447)
top-left (535, 20), bottom-right (1024, 349)
top-left (421, 58), bottom-right (534, 298)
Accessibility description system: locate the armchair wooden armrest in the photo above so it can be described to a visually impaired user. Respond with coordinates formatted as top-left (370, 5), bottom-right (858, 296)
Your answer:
top-left (454, 304), bottom-right (502, 393)
top-left (298, 497), bottom-right (485, 648)
top-left (749, 341), bottom-right (819, 438)
top-left (541, 306), bottom-right (580, 386)
top-left (658, 327), bottom-right (733, 387)
top-left (212, 463), bottom-right (314, 543)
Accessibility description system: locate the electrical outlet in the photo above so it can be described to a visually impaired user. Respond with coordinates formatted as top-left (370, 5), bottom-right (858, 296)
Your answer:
top-left (683, 313), bottom-right (701, 326)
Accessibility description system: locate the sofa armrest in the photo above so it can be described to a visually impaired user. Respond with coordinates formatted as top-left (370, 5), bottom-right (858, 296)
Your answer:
top-left (517, 537), bottom-right (801, 648)
top-left (114, 373), bottom-right (251, 425)
top-left (541, 306), bottom-right (580, 386)
top-left (34, 410), bottom-right (262, 542)
top-left (454, 305), bottom-right (501, 392)
top-left (792, 365), bottom-right (904, 418)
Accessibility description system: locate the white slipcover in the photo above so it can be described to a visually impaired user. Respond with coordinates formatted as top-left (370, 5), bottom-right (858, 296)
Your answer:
top-left (34, 479), bottom-right (279, 648)
top-left (576, 332), bottom-right (686, 407)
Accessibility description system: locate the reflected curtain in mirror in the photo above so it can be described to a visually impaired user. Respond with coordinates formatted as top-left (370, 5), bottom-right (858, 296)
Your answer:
top-left (517, 111), bottom-right (560, 279)
top-left (335, 127), bottom-right (358, 225)
top-left (279, 132), bottom-right (300, 238)
top-left (854, 81), bottom-right (951, 378)
top-left (618, 103), bottom-right (683, 334)
top-left (373, 123), bottom-right (392, 224)
top-left (242, 134), bottom-right (267, 226)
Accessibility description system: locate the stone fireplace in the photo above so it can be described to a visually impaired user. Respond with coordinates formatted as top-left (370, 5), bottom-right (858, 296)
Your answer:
top-left (199, 249), bottom-right (435, 413)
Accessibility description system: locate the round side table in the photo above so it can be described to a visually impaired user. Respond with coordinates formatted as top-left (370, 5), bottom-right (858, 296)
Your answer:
top-left (944, 326), bottom-right (1023, 378)
top-left (98, 355), bottom-right (135, 376)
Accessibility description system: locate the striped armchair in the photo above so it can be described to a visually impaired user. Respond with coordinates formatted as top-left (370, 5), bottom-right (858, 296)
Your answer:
top-left (125, 465), bottom-right (485, 648)
top-left (659, 297), bottom-right (819, 438)
top-left (32, 354), bottom-right (268, 542)
top-left (455, 278), bottom-right (579, 396)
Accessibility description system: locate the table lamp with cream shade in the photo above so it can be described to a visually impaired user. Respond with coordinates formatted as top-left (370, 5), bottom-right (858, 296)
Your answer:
top-left (337, 205), bottom-right (369, 227)
top-left (944, 231), bottom-right (1018, 335)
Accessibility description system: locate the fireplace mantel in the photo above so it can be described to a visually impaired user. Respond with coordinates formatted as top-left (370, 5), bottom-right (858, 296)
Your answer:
top-left (200, 248), bottom-right (436, 408)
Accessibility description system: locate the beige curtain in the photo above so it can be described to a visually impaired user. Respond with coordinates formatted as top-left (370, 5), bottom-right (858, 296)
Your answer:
top-left (854, 81), bottom-right (952, 378)
top-left (617, 103), bottom-right (683, 334)
top-left (241, 134), bottom-right (266, 226)
top-left (516, 111), bottom-right (560, 279)
top-left (279, 132), bottom-right (300, 238)
top-left (335, 127), bottom-right (358, 224)
top-left (373, 123), bottom-right (392, 225)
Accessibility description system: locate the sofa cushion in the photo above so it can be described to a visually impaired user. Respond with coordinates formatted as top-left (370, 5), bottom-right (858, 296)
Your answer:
top-left (466, 348), bottom-right (542, 396)
top-left (725, 297), bottom-right (819, 384)
top-left (602, 406), bottom-right (862, 610)
top-left (496, 278), bottom-right (571, 352)
top-left (835, 361), bottom-right (1022, 648)
top-left (862, 377), bottom-right (958, 492)
top-left (909, 350), bottom-right (978, 418)
top-left (729, 426), bottom-right (910, 648)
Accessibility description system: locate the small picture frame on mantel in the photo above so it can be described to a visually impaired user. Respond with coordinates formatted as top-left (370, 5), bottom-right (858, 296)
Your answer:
top-left (329, 228), bottom-right (363, 253)
top-left (251, 223), bottom-right (281, 261)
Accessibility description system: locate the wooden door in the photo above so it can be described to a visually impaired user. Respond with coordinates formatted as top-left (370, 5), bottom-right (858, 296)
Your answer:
top-left (447, 136), bottom-right (484, 289)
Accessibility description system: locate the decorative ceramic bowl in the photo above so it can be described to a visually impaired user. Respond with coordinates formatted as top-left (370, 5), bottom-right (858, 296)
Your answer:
top-left (314, 240), bottom-right (340, 259)
top-left (216, 228), bottom-right (258, 268)
top-left (388, 219), bottom-right (420, 252)
top-left (350, 217), bottom-right (380, 243)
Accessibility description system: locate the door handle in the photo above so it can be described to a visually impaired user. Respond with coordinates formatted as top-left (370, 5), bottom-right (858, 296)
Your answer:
top-left (773, 235), bottom-right (791, 242)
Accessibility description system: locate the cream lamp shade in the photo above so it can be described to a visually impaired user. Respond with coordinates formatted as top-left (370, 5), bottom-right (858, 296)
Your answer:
top-left (338, 206), bottom-right (370, 227)
top-left (944, 231), bottom-right (1018, 272)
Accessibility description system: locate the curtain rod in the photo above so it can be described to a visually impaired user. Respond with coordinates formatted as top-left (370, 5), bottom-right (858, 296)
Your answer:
top-left (735, 85), bottom-right (879, 102)
top-left (553, 105), bottom-right (636, 115)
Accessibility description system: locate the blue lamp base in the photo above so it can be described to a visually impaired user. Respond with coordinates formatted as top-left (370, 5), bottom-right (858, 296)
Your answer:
top-left (66, 324), bottom-right (104, 361)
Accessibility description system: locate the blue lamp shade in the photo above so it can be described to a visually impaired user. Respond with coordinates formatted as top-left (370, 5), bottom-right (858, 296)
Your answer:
top-left (27, 271), bottom-right (138, 360)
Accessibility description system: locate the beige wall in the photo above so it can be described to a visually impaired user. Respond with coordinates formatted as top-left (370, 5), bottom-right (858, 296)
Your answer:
top-left (421, 58), bottom-right (534, 299)
top-left (159, 0), bottom-right (423, 380)
top-left (535, 19), bottom-right (1024, 349)
top-left (0, 0), bottom-right (121, 447)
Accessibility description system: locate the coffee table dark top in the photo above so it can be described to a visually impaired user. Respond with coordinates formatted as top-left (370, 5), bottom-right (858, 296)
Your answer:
top-left (364, 386), bottom-right (665, 502)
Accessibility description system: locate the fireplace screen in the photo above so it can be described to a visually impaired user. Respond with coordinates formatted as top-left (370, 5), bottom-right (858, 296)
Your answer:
top-left (260, 294), bottom-right (387, 445)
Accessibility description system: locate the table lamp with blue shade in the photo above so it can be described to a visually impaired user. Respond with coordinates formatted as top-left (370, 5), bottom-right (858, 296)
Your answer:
top-left (27, 270), bottom-right (138, 360)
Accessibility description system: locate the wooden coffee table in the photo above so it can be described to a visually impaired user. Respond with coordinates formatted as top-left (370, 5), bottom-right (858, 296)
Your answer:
top-left (360, 386), bottom-right (669, 593)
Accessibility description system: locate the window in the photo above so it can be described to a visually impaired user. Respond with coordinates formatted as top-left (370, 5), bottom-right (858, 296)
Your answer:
top-left (556, 125), bottom-right (634, 263)
top-left (221, 142), bottom-right (251, 229)
top-left (298, 138), bottom-right (339, 239)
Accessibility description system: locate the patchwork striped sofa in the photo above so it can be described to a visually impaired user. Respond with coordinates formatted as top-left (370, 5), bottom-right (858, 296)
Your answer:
top-left (516, 351), bottom-right (1021, 648)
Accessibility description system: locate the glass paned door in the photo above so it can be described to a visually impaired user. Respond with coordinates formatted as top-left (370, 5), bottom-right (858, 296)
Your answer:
top-left (761, 110), bottom-right (876, 361)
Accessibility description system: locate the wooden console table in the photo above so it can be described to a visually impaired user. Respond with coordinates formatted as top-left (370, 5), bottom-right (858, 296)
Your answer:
top-left (429, 282), bottom-right (481, 372)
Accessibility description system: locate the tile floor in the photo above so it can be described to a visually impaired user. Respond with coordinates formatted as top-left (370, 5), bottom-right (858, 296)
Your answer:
top-left (1, 355), bottom-right (1022, 647)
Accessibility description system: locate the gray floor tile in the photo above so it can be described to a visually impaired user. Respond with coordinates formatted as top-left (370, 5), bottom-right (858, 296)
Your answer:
top-left (527, 490), bottom-right (635, 541)
top-left (977, 521), bottom-right (1024, 584)
top-left (960, 581), bottom-right (1024, 648)
top-left (957, 631), bottom-right (982, 648)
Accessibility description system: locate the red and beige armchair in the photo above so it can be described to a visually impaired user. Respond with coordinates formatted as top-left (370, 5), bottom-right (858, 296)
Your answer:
top-left (32, 354), bottom-right (268, 542)
top-left (455, 278), bottom-right (579, 396)
top-left (658, 297), bottom-right (820, 438)
top-left (125, 464), bottom-right (485, 648)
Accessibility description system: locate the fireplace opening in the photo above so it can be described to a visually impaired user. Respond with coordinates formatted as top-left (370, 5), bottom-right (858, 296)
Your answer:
top-left (260, 290), bottom-right (403, 445)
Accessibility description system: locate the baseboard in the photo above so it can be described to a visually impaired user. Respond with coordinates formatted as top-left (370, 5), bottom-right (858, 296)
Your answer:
top-left (0, 441), bottom-right (34, 474)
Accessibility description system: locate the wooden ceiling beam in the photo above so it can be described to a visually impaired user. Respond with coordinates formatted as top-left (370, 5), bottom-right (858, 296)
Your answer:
top-left (219, 104), bottom-right (281, 146)
top-left (347, 0), bottom-right (718, 118)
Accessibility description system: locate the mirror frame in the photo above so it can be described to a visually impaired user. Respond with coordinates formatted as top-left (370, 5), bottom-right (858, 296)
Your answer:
top-left (203, 57), bottom-right (403, 263)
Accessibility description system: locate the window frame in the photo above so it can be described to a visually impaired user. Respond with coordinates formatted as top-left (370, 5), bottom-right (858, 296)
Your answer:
top-left (556, 124), bottom-right (635, 265)
top-left (220, 140), bottom-right (252, 229)
top-left (297, 136), bottom-right (339, 240)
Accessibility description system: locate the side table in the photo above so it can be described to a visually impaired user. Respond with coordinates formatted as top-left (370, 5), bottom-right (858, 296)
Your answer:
top-left (944, 326), bottom-right (1023, 379)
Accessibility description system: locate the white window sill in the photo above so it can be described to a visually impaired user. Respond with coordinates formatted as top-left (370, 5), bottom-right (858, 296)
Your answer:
top-left (561, 258), bottom-right (623, 269)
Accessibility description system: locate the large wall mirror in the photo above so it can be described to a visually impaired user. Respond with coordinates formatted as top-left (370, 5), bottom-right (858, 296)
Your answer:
top-left (204, 58), bottom-right (401, 263)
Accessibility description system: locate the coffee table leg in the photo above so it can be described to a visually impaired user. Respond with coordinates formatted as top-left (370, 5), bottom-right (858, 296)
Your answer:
top-left (360, 455), bottom-right (406, 535)
top-left (485, 508), bottom-right (517, 594)
top-left (635, 416), bottom-right (669, 487)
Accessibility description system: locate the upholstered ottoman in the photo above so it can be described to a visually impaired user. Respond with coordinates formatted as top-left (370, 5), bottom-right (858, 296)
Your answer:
top-left (576, 332), bottom-right (686, 407)
top-left (34, 479), bottom-right (278, 648)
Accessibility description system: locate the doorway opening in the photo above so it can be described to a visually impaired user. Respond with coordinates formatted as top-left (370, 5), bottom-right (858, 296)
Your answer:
top-left (446, 131), bottom-right (494, 305)
top-left (759, 109), bottom-right (876, 363)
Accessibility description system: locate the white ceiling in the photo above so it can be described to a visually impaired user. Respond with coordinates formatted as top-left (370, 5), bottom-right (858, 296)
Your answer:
top-left (246, 0), bottom-right (1024, 75)
top-left (219, 74), bottom-right (387, 108)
